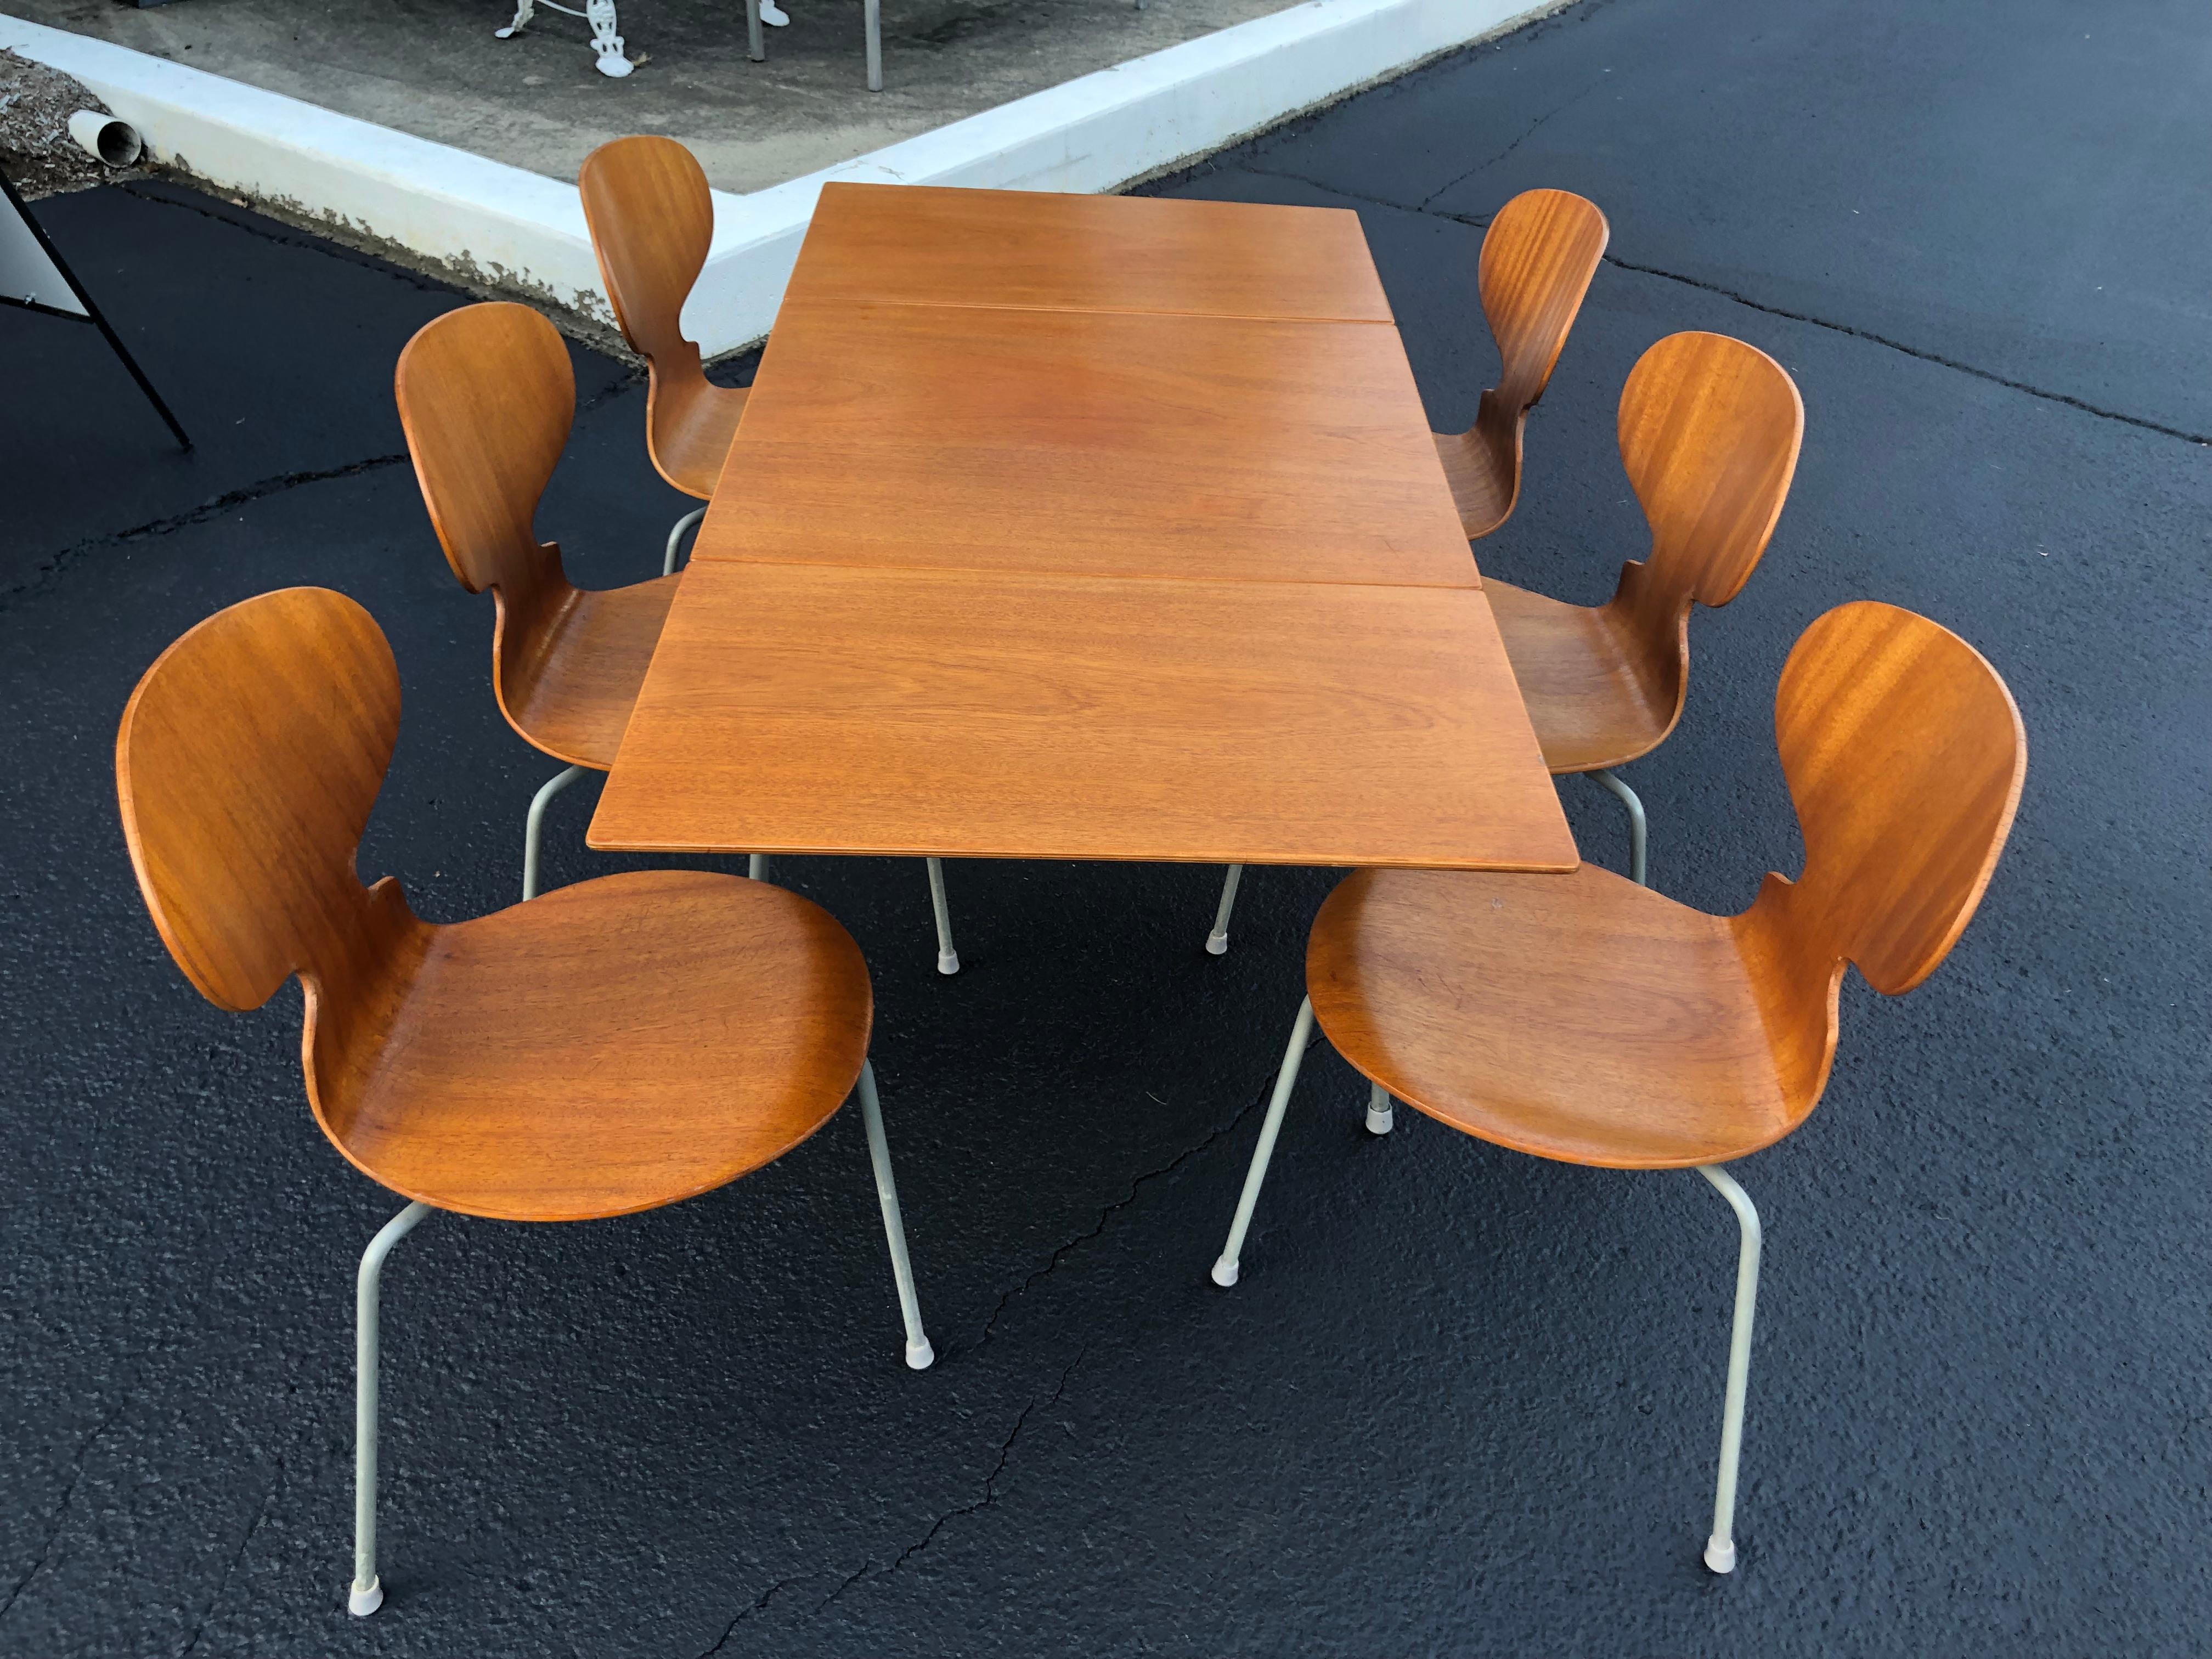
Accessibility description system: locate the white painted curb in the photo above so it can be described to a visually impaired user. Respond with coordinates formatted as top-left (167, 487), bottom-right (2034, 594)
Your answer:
top-left (3, 0), bottom-right (1560, 354)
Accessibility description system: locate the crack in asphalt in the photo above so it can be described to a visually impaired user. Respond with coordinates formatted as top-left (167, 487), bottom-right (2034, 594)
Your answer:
top-left (119, 180), bottom-right (459, 295)
top-left (693, 1568), bottom-right (820, 1658)
top-left (0, 454), bottom-right (409, 613)
top-left (5, 364), bottom-right (646, 613)
top-left (1418, 82), bottom-right (1600, 208)
top-left (176, 1458), bottom-right (283, 1657)
top-left (1237, 165), bottom-right (2212, 447)
top-left (817, 1346), bottom-right (1089, 1615)
top-left (962, 1047), bottom-right (1313, 1358)
top-left (0, 1403), bottom-right (125, 1626)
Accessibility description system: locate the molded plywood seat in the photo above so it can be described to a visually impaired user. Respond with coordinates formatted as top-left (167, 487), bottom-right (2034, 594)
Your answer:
top-left (116, 586), bottom-right (933, 1619)
top-left (1431, 188), bottom-right (1609, 540)
top-left (495, 575), bottom-right (680, 768)
top-left (579, 136), bottom-right (748, 507)
top-left (317, 868), bottom-right (871, 1222)
top-left (1206, 600), bottom-right (2026, 1576)
top-left (1310, 862), bottom-right (1797, 1169)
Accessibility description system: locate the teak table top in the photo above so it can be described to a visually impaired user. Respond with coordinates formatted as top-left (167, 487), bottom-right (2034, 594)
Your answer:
top-left (590, 184), bottom-right (1576, 872)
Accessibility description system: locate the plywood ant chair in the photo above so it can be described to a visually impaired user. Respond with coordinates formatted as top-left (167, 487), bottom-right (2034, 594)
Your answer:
top-left (578, 135), bottom-right (749, 578)
top-left (1433, 187), bottom-right (1610, 542)
top-left (116, 586), bottom-right (936, 1617)
top-left (396, 300), bottom-right (962, 972)
top-left (1204, 600), bottom-right (2025, 1574)
top-left (1203, 328), bottom-right (1798, 956)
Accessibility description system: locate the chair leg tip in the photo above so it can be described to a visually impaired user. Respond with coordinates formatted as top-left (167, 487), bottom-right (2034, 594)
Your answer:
top-left (1205, 932), bottom-right (1229, 956)
top-left (1703, 1536), bottom-right (1737, 1575)
top-left (936, 950), bottom-right (961, 975)
top-left (1209, 1256), bottom-right (1239, 1288)
top-left (348, 1579), bottom-right (385, 1617)
top-left (1364, 1104), bottom-right (1395, 1135)
top-left (905, 1338), bottom-right (936, 1370)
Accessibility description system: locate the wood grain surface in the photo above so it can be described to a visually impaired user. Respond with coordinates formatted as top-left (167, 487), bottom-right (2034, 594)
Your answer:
top-left (117, 588), bottom-right (877, 1223)
top-left (1305, 601), bottom-right (2024, 1170)
top-left (782, 182), bottom-right (1395, 322)
top-left (588, 560), bottom-right (1573, 868)
top-left (691, 301), bottom-right (1476, 588)
top-left (1432, 188), bottom-right (1609, 539)
top-left (578, 136), bottom-right (749, 499)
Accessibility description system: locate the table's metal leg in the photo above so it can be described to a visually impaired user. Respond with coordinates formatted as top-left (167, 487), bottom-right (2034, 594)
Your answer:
top-left (746, 0), bottom-right (765, 62)
top-left (864, 0), bottom-right (882, 89)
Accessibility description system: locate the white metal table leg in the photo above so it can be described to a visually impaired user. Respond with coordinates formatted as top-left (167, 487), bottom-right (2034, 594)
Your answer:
top-left (856, 1061), bottom-right (934, 1369)
top-left (924, 858), bottom-right (959, 974)
top-left (748, 854), bottom-right (769, 882)
top-left (1364, 1079), bottom-right (1394, 1135)
top-left (523, 763), bottom-right (589, 902)
top-left (1696, 1164), bottom-right (1762, 1573)
top-left (864, 0), bottom-right (882, 88)
top-left (1211, 996), bottom-right (1316, 1287)
top-left (1591, 769), bottom-right (1649, 887)
top-left (351, 1200), bottom-right (432, 1616)
top-left (1206, 864), bottom-right (1243, 955)
top-left (664, 505), bottom-right (706, 576)
top-left (746, 0), bottom-right (764, 59)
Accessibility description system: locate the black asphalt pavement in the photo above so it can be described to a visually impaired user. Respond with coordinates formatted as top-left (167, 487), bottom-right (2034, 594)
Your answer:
top-left (2, 1), bottom-right (2206, 1654)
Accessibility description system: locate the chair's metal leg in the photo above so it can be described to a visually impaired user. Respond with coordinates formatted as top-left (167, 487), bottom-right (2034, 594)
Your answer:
top-left (864, 0), bottom-right (882, 88)
top-left (1696, 1164), bottom-right (1762, 1574)
top-left (748, 854), bottom-right (769, 882)
top-left (856, 1060), bottom-right (933, 1369)
top-left (1206, 864), bottom-right (1243, 956)
top-left (350, 1200), bottom-right (432, 1617)
top-left (1211, 996), bottom-right (1316, 1287)
top-left (745, 0), bottom-right (764, 59)
top-left (923, 859), bottom-right (960, 975)
top-left (1591, 768), bottom-right (1649, 886)
top-left (1364, 1079), bottom-right (1394, 1136)
top-left (522, 764), bottom-right (590, 902)
top-left (664, 505), bottom-right (706, 577)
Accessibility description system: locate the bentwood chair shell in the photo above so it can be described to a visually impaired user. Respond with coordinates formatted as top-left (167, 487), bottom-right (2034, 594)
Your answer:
top-left (1206, 600), bottom-right (2025, 1573)
top-left (116, 586), bottom-right (935, 1617)
top-left (395, 300), bottom-right (963, 970)
top-left (1432, 187), bottom-right (1610, 541)
top-left (578, 135), bottom-right (748, 575)
top-left (1204, 328), bottom-right (1798, 956)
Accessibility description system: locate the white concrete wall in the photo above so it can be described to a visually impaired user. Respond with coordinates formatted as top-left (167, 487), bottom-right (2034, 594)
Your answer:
top-left (2, 0), bottom-right (1562, 354)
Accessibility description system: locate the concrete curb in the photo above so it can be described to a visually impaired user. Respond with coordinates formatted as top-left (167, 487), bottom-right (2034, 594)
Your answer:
top-left (1, 0), bottom-right (1564, 354)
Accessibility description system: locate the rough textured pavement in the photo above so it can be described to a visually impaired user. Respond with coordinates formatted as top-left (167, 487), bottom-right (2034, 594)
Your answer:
top-left (2, 1), bottom-right (2207, 1654)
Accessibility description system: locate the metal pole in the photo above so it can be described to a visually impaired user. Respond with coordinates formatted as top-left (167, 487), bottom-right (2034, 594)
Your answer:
top-left (1211, 997), bottom-right (1315, 1287)
top-left (351, 1200), bottom-right (432, 1616)
top-left (1696, 1164), bottom-right (1762, 1573)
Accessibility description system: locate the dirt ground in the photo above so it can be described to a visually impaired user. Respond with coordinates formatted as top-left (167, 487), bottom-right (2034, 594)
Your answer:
top-left (0, 48), bottom-right (139, 197)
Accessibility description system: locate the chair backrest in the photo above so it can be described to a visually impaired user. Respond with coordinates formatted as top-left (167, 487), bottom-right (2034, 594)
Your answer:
top-left (116, 588), bottom-right (400, 1013)
top-left (578, 136), bottom-right (712, 370)
top-left (1479, 189), bottom-right (1610, 415)
top-left (1773, 600), bottom-right (2026, 994)
top-left (1617, 331), bottom-right (1803, 608)
top-left (394, 301), bottom-right (573, 599)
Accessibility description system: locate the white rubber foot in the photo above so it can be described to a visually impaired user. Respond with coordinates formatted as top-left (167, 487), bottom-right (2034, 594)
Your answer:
top-left (1209, 1256), bottom-right (1239, 1288)
top-left (1205, 932), bottom-right (1229, 956)
top-left (936, 950), bottom-right (960, 976)
top-left (905, 1338), bottom-right (936, 1370)
top-left (760, 0), bottom-right (789, 20)
top-left (1703, 1535), bottom-right (1737, 1574)
top-left (348, 1579), bottom-right (384, 1617)
top-left (595, 53), bottom-right (633, 76)
top-left (494, 24), bottom-right (519, 36)
top-left (1365, 1102), bottom-right (1395, 1135)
